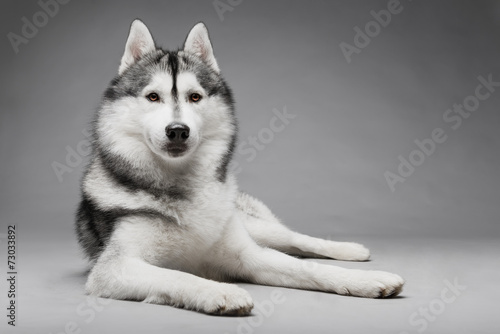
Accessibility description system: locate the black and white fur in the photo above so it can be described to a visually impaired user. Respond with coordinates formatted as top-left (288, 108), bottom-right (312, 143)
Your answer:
top-left (76, 20), bottom-right (404, 315)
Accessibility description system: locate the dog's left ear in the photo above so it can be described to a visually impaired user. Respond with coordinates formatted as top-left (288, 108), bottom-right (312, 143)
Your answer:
top-left (183, 23), bottom-right (220, 73)
top-left (119, 19), bottom-right (156, 75)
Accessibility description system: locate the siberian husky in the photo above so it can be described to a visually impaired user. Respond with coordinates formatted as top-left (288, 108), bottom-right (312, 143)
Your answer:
top-left (76, 20), bottom-right (404, 315)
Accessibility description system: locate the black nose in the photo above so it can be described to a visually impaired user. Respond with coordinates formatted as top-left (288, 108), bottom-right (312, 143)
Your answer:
top-left (165, 123), bottom-right (190, 143)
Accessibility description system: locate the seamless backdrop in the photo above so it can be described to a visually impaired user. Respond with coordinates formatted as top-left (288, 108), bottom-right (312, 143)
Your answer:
top-left (1, 1), bottom-right (499, 334)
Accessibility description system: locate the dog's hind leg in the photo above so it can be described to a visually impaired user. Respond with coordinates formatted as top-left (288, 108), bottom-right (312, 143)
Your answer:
top-left (85, 220), bottom-right (253, 315)
top-left (213, 218), bottom-right (404, 298)
top-left (237, 192), bottom-right (370, 261)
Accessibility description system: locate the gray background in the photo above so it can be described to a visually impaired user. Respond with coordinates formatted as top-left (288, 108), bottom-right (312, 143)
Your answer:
top-left (1, 0), bottom-right (499, 333)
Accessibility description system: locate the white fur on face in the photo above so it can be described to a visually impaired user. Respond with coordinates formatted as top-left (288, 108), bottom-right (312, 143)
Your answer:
top-left (98, 71), bottom-right (212, 164)
top-left (176, 72), bottom-right (234, 141)
top-left (98, 97), bottom-right (150, 165)
top-left (141, 72), bottom-right (204, 161)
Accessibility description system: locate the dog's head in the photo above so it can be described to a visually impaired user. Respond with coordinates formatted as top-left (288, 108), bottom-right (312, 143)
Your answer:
top-left (96, 20), bottom-right (235, 170)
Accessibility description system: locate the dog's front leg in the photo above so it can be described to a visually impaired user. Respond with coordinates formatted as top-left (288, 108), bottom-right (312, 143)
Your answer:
top-left (86, 219), bottom-right (254, 315)
top-left (215, 218), bottom-right (405, 298)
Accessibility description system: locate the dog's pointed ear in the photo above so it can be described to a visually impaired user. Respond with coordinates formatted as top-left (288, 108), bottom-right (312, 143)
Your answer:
top-left (119, 19), bottom-right (156, 75)
top-left (183, 22), bottom-right (220, 73)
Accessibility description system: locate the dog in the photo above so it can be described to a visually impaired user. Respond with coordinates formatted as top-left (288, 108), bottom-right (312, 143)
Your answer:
top-left (76, 20), bottom-right (405, 315)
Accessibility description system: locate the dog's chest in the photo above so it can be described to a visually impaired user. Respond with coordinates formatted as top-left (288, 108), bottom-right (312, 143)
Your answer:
top-left (145, 179), bottom-right (238, 268)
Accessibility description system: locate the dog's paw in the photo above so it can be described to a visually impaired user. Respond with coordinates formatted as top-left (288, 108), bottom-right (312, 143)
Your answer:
top-left (198, 283), bottom-right (254, 316)
top-left (334, 269), bottom-right (405, 298)
top-left (325, 242), bottom-right (371, 261)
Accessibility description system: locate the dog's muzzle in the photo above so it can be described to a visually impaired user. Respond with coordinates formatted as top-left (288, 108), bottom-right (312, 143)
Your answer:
top-left (164, 122), bottom-right (190, 157)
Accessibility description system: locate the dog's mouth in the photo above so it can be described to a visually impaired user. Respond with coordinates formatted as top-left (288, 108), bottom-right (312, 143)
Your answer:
top-left (163, 143), bottom-right (189, 157)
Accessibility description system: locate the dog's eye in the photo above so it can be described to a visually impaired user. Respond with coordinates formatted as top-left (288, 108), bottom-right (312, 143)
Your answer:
top-left (146, 92), bottom-right (160, 102)
top-left (189, 93), bottom-right (201, 103)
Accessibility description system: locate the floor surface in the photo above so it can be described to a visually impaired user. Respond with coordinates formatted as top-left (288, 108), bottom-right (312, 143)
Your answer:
top-left (1, 1), bottom-right (500, 333)
top-left (2, 234), bottom-right (498, 334)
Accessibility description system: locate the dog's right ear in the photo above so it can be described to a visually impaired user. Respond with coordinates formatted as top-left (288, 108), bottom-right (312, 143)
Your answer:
top-left (118, 19), bottom-right (156, 75)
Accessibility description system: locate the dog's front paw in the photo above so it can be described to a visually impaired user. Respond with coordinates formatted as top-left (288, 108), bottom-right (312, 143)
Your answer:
top-left (198, 283), bottom-right (254, 316)
top-left (335, 269), bottom-right (405, 298)
top-left (325, 242), bottom-right (371, 261)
